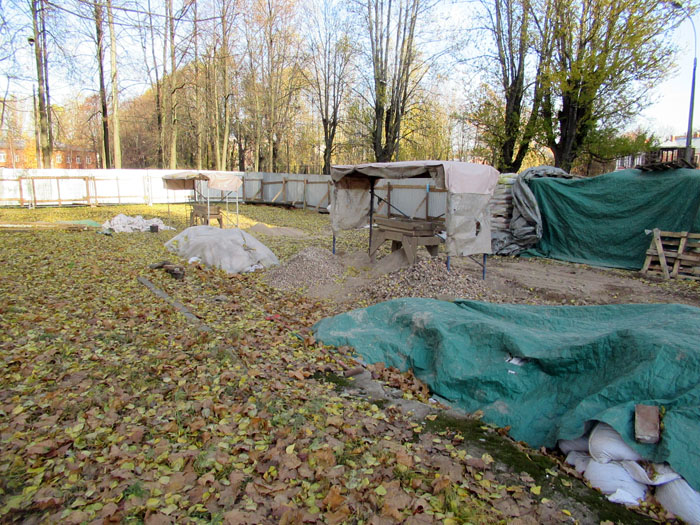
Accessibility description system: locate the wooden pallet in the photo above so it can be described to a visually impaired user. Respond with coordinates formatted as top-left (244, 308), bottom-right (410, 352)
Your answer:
top-left (635, 159), bottom-right (696, 171)
top-left (641, 229), bottom-right (700, 281)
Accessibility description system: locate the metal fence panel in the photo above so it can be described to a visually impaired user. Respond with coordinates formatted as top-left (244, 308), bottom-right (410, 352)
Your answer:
top-left (0, 169), bottom-right (450, 219)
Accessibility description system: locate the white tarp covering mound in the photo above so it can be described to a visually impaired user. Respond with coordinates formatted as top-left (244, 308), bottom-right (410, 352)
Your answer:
top-left (165, 226), bottom-right (279, 274)
top-left (103, 214), bottom-right (173, 233)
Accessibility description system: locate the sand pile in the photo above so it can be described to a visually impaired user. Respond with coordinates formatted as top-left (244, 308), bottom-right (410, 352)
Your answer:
top-left (265, 247), bottom-right (343, 291)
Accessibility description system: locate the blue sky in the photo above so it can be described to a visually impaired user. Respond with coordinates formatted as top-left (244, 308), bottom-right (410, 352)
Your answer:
top-left (638, 11), bottom-right (700, 139)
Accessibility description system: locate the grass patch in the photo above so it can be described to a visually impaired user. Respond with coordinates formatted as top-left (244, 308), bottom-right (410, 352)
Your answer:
top-left (311, 370), bottom-right (351, 391)
top-left (425, 414), bottom-right (658, 525)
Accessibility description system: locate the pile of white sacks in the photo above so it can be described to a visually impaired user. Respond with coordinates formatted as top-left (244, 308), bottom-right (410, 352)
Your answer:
top-left (559, 422), bottom-right (700, 523)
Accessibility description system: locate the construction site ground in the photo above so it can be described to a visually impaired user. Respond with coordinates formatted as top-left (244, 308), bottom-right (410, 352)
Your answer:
top-left (0, 203), bottom-right (697, 525)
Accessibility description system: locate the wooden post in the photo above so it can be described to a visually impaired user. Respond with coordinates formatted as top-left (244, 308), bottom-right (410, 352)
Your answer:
top-left (368, 179), bottom-right (375, 257)
top-left (18, 178), bottom-right (24, 207)
top-left (303, 179), bottom-right (307, 209)
top-left (386, 183), bottom-right (391, 218)
top-left (116, 176), bottom-right (122, 204)
top-left (31, 178), bottom-right (37, 207)
top-left (85, 177), bottom-right (91, 206)
top-left (56, 178), bottom-right (61, 206)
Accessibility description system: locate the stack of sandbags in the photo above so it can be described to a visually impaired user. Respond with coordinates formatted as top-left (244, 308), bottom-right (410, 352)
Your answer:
top-left (558, 422), bottom-right (700, 524)
top-left (489, 173), bottom-right (516, 233)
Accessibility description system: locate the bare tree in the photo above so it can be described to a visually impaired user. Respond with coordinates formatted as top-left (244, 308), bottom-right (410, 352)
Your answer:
top-left (476, 0), bottom-right (549, 172)
top-left (244, 0), bottom-right (306, 172)
top-left (305, 0), bottom-right (355, 174)
top-left (358, 0), bottom-right (433, 162)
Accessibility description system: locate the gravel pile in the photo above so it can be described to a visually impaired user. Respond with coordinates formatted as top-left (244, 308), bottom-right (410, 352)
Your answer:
top-left (265, 246), bottom-right (343, 291)
top-left (357, 257), bottom-right (505, 304)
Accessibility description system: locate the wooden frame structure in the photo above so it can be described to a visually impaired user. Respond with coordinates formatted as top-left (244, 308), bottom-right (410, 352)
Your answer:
top-left (641, 228), bottom-right (700, 280)
top-left (369, 217), bottom-right (442, 264)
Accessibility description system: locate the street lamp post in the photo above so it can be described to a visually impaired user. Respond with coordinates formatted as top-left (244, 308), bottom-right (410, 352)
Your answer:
top-left (671, 1), bottom-right (697, 164)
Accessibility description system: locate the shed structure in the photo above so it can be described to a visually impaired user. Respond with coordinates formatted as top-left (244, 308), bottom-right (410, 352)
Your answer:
top-left (330, 161), bottom-right (499, 258)
top-left (162, 171), bottom-right (243, 227)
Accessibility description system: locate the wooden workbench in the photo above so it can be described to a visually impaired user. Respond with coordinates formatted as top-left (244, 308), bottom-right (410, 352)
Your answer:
top-left (369, 217), bottom-right (442, 264)
top-left (190, 203), bottom-right (224, 227)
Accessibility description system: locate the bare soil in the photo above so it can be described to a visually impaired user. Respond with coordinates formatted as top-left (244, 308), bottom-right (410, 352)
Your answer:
top-left (267, 246), bottom-right (700, 309)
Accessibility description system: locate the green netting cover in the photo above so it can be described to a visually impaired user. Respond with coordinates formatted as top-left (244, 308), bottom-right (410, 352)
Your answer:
top-left (524, 168), bottom-right (700, 269)
top-left (314, 298), bottom-right (700, 489)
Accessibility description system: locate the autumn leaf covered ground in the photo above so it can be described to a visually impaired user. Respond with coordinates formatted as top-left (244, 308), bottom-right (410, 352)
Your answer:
top-left (0, 204), bottom-right (682, 525)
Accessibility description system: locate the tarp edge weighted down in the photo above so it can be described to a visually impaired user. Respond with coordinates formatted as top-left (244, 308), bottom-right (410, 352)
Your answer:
top-left (313, 298), bottom-right (700, 491)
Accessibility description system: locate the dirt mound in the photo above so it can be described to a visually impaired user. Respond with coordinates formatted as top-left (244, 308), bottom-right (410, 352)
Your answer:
top-left (266, 247), bottom-right (505, 305)
top-left (371, 249), bottom-right (410, 275)
top-left (357, 257), bottom-right (505, 304)
top-left (265, 246), bottom-right (343, 291)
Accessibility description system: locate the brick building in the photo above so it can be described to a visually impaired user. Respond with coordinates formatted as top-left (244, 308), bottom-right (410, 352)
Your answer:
top-left (0, 140), bottom-right (100, 169)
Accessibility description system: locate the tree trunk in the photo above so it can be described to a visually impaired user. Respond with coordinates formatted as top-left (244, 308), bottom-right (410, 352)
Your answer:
top-left (94, 1), bottom-right (111, 168)
top-left (167, 0), bottom-right (178, 169)
top-left (40, 0), bottom-right (53, 163)
top-left (31, 0), bottom-right (51, 168)
top-left (194, 1), bottom-right (202, 170)
top-left (107, 0), bottom-right (121, 168)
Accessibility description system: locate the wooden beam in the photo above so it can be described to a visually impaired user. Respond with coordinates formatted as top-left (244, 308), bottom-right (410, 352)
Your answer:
top-left (653, 228), bottom-right (670, 279)
top-left (137, 276), bottom-right (212, 333)
top-left (671, 232), bottom-right (688, 278)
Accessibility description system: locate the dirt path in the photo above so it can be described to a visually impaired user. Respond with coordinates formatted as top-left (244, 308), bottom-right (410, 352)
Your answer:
top-left (469, 256), bottom-right (700, 307)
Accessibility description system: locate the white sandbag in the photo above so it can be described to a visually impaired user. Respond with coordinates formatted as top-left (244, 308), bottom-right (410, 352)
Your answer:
top-left (621, 461), bottom-right (680, 486)
top-left (103, 214), bottom-right (173, 233)
top-left (588, 422), bottom-right (641, 463)
top-left (565, 451), bottom-right (592, 473)
top-left (165, 226), bottom-right (279, 274)
top-left (655, 479), bottom-right (700, 525)
top-left (558, 435), bottom-right (590, 454)
top-left (584, 459), bottom-right (647, 505)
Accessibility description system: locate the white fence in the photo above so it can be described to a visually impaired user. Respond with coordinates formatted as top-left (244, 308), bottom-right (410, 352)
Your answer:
top-left (0, 168), bottom-right (449, 220)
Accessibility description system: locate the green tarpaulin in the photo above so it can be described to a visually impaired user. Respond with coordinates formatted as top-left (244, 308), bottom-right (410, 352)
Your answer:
top-left (524, 168), bottom-right (700, 269)
top-left (314, 299), bottom-right (700, 490)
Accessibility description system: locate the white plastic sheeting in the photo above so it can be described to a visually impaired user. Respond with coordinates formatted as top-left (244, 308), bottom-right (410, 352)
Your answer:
top-left (103, 214), bottom-right (173, 233)
top-left (588, 422), bottom-right (642, 463)
top-left (329, 161), bottom-right (499, 256)
top-left (161, 171), bottom-right (242, 191)
top-left (656, 479), bottom-right (700, 525)
top-left (583, 460), bottom-right (648, 504)
top-left (165, 226), bottom-right (279, 274)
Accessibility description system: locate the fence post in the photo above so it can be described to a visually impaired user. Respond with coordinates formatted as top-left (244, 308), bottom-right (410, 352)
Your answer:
top-left (425, 183), bottom-right (430, 220)
top-left (387, 183), bottom-right (391, 218)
